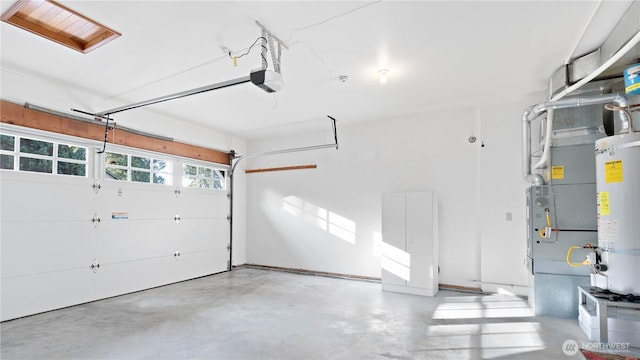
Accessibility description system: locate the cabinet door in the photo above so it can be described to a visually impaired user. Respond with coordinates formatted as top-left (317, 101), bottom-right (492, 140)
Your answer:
top-left (406, 192), bottom-right (434, 290)
top-left (381, 193), bottom-right (408, 286)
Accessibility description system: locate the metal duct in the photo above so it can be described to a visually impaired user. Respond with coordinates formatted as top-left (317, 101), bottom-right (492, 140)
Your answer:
top-left (550, 1), bottom-right (640, 99)
top-left (522, 93), bottom-right (629, 184)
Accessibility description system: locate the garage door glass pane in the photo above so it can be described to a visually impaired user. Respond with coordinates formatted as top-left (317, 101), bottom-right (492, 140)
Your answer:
top-left (1, 134), bottom-right (15, 151)
top-left (131, 156), bottom-right (150, 169)
top-left (106, 152), bottom-right (127, 166)
top-left (132, 170), bottom-right (150, 183)
top-left (58, 144), bottom-right (86, 160)
top-left (19, 157), bottom-right (53, 173)
top-left (20, 138), bottom-right (53, 156)
top-left (1, 154), bottom-right (14, 169)
top-left (58, 162), bottom-right (86, 176)
top-left (107, 168), bottom-right (127, 180)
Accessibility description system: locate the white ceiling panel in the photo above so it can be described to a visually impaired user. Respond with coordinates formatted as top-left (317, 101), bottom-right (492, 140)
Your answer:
top-left (1, 1), bottom-right (636, 139)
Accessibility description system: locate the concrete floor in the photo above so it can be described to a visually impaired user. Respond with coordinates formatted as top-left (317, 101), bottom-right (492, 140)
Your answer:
top-left (1, 267), bottom-right (638, 359)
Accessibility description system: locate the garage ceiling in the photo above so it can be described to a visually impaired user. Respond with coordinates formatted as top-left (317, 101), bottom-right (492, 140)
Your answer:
top-left (0, 1), bottom-right (636, 139)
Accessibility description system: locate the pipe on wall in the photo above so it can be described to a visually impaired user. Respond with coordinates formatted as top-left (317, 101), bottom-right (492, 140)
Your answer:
top-left (532, 109), bottom-right (555, 170)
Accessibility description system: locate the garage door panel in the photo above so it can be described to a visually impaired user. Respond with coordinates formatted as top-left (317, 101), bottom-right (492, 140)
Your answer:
top-left (1, 268), bottom-right (96, 321)
top-left (94, 257), bottom-right (175, 299)
top-left (178, 238), bottom-right (228, 255)
top-left (177, 249), bottom-right (228, 280)
top-left (95, 185), bottom-right (177, 221)
top-left (176, 218), bottom-right (228, 251)
top-left (177, 191), bottom-right (228, 218)
top-left (97, 220), bottom-right (175, 263)
top-left (93, 253), bottom-right (226, 302)
top-left (1, 221), bottom-right (93, 277)
top-left (1, 179), bottom-right (94, 222)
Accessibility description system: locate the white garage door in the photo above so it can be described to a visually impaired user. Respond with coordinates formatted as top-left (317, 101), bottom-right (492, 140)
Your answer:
top-left (1, 128), bottom-right (229, 321)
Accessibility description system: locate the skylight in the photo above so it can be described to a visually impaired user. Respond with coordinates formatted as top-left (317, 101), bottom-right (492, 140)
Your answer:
top-left (1, 0), bottom-right (120, 54)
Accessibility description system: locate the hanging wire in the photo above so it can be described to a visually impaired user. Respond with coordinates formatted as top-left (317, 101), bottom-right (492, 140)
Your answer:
top-left (228, 36), bottom-right (268, 67)
top-left (97, 116), bottom-right (110, 154)
top-left (261, 29), bottom-right (268, 70)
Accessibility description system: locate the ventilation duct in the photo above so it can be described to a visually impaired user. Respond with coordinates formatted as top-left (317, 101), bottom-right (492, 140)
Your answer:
top-left (522, 93), bottom-right (629, 184)
top-left (550, 1), bottom-right (640, 100)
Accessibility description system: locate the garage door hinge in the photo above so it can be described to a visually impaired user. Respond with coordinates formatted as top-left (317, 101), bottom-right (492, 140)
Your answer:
top-left (90, 259), bottom-right (100, 273)
top-left (91, 182), bottom-right (101, 194)
top-left (91, 213), bottom-right (101, 227)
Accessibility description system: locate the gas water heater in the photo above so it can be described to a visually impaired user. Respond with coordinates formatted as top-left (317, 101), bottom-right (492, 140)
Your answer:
top-left (594, 131), bottom-right (640, 296)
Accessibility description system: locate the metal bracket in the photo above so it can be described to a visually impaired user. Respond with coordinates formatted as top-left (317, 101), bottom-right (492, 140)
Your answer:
top-left (174, 189), bottom-right (181, 198)
top-left (174, 250), bottom-right (181, 260)
top-left (256, 21), bottom-right (288, 73)
top-left (90, 259), bottom-right (100, 273)
top-left (174, 214), bottom-right (181, 224)
top-left (91, 213), bottom-right (101, 227)
top-left (92, 182), bottom-right (101, 194)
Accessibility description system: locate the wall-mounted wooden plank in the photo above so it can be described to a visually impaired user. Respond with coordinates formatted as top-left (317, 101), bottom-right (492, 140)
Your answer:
top-left (0, 100), bottom-right (230, 165)
top-left (245, 164), bottom-right (317, 174)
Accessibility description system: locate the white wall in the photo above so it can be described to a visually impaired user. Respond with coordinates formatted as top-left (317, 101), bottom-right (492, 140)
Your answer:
top-left (478, 102), bottom-right (532, 296)
top-left (245, 99), bottom-right (536, 292)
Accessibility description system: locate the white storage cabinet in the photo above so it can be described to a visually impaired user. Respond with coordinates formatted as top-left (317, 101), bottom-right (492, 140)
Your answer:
top-left (381, 192), bottom-right (438, 296)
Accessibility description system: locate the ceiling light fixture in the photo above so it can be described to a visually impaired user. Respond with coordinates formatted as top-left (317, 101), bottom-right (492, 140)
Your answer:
top-left (378, 69), bottom-right (389, 84)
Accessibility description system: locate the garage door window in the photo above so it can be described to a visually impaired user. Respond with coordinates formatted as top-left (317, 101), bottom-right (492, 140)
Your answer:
top-left (105, 151), bottom-right (172, 185)
top-left (0, 133), bottom-right (87, 176)
top-left (182, 164), bottom-right (225, 190)
top-left (1, 134), bottom-right (16, 170)
top-left (57, 144), bottom-right (87, 176)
